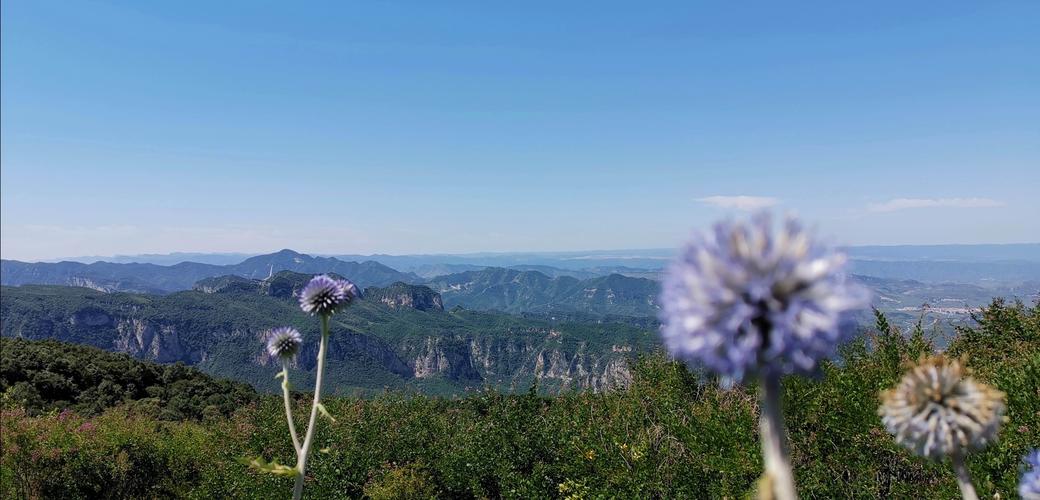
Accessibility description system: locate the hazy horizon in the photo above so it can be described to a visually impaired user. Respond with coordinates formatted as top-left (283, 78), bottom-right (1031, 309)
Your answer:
top-left (6, 242), bottom-right (1037, 266)
top-left (8, 234), bottom-right (1040, 263)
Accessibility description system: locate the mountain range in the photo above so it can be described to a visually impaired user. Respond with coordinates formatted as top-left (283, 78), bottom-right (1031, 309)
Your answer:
top-left (4, 246), bottom-right (1038, 397)
top-left (5, 248), bottom-right (1038, 326)
top-left (1, 249), bottom-right (668, 317)
top-left (426, 268), bottom-right (660, 316)
top-left (33, 243), bottom-right (1040, 286)
top-left (1, 249), bottom-right (419, 293)
top-left (0, 273), bottom-right (651, 396)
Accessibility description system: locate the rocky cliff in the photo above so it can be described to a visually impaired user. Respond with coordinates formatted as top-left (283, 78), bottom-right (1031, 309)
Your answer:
top-left (364, 282), bottom-right (444, 311)
top-left (1, 284), bottom-right (652, 395)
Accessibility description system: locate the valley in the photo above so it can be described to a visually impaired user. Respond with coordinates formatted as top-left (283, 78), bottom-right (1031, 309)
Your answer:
top-left (0, 275), bottom-right (651, 396)
top-left (2, 246), bottom-right (1037, 396)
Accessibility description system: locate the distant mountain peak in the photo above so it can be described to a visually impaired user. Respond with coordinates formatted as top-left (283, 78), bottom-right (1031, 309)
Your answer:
top-left (268, 248), bottom-right (309, 260)
top-left (3, 249), bottom-right (420, 292)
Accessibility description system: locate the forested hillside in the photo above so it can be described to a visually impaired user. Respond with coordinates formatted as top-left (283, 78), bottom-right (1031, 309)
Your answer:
top-left (0, 280), bottom-right (654, 396)
top-left (425, 267), bottom-right (661, 316)
top-left (0, 338), bottom-right (255, 420)
top-left (1, 299), bottom-right (1036, 498)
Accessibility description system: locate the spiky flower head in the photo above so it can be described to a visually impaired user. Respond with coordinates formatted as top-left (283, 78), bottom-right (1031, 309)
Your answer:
top-left (298, 275), bottom-right (360, 316)
top-left (879, 356), bottom-right (1006, 460)
top-left (1020, 449), bottom-right (1040, 500)
top-left (659, 213), bottom-right (868, 382)
top-left (337, 278), bottom-right (362, 303)
top-left (265, 327), bottom-right (303, 360)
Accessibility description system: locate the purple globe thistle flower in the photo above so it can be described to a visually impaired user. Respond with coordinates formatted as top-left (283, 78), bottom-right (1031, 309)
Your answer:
top-left (1020, 449), bottom-right (1040, 500)
top-left (337, 278), bottom-right (362, 302)
top-left (266, 327), bottom-right (303, 360)
top-left (659, 213), bottom-right (869, 382)
top-left (298, 275), bottom-right (360, 316)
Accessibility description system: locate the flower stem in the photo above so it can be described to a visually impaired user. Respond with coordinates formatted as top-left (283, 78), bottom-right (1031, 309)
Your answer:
top-left (758, 374), bottom-right (798, 500)
top-left (280, 362), bottom-right (302, 454)
top-left (951, 454), bottom-right (979, 500)
top-left (293, 314), bottom-right (330, 500)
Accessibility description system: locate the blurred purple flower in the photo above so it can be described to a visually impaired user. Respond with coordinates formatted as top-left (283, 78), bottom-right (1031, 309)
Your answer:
top-left (266, 327), bottom-right (303, 360)
top-left (298, 275), bottom-right (360, 316)
top-left (659, 213), bottom-right (868, 382)
top-left (1022, 449), bottom-right (1040, 500)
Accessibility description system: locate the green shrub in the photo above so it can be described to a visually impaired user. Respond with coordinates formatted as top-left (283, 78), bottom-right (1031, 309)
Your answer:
top-left (364, 462), bottom-right (438, 499)
top-left (1, 299), bottom-right (1036, 498)
top-left (0, 337), bottom-right (256, 420)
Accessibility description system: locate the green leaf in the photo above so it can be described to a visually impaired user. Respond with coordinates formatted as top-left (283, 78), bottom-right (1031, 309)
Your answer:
top-left (317, 402), bottom-right (337, 422)
top-left (241, 457), bottom-right (299, 477)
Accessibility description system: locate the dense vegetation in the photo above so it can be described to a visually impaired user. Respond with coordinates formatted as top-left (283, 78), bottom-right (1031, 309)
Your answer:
top-left (0, 283), bottom-right (653, 396)
top-left (0, 338), bottom-right (256, 420)
top-left (425, 267), bottom-right (662, 317)
top-left (1, 299), bottom-right (1036, 498)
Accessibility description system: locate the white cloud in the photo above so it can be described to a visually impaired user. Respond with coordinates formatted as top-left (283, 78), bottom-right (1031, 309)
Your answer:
top-left (867, 197), bottom-right (1005, 213)
top-left (696, 195), bottom-right (780, 211)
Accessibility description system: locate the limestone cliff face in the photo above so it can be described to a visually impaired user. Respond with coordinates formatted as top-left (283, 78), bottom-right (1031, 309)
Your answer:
top-left (389, 332), bottom-right (634, 392)
top-left (66, 277), bottom-right (115, 293)
top-left (113, 318), bottom-right (197, 364)
top-left (329, 333), bottom-right (414, 377)
top-left (4, 287), bottom-right (638, 394)
top-left (60, 307), bottom-right (637, 393)
top-left (193, 275), bottom-right (259, 294)
top-left (530, 346), bottom-right (632, 392)
top-left (364, 283), bottom-right (444, 311)
top-left (410, 337), bottom-right (482, 381)
top-left (468, 336), bottom-right (534, 377)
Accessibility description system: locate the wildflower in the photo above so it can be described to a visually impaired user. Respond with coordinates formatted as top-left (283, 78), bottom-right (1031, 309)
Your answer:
top-left (880, 356), bottom-right (1006, 500)
top-left (258, 272), bottom-right (362, 499)
top-left (661, 213), bottom-right (868, 500)
top-left (660, 213), bottom-right (868, 382)
top-left (298, 275), bottom-right (360, 316)
top-left (1020, 449), bottom-right (1040, 500)
top-left (879, 356), bottom-right (1005, 460)
top-left (337, 278), bottom-right (362, 303)
top-left (266, 327), bottom-right (303, 360)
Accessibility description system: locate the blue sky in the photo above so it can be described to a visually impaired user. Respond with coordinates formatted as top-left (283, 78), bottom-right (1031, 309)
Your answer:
top-left (2, 1), bottom-right (1038, 261)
